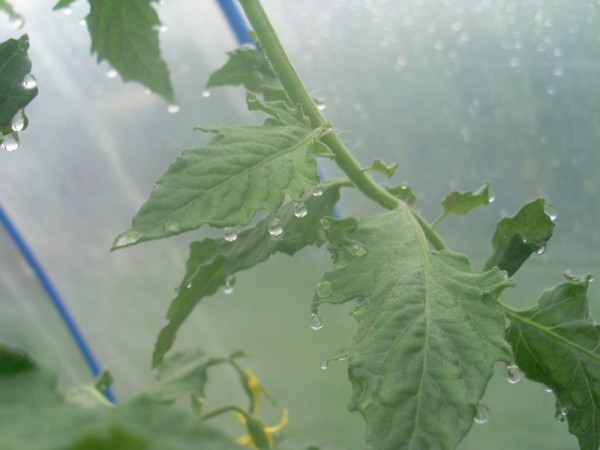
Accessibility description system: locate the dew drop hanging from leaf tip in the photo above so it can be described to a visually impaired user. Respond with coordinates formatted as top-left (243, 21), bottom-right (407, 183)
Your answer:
top-left (309, 313), bottom-right (323, 330)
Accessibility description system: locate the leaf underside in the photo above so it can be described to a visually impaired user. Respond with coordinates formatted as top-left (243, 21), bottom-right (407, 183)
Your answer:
top-left (114, 98), bottom-right (328, 249)
top-left (506, 274), bottom-right (600, 450)
top-left (439, 181), bottom-right (492, 221)
top-left (152, 181), bottom-right (342, 366)
top-left (313, 209), bottom-right (512, 450)
top-left (86, 0), bottom-right (174, 102)
top-left (0, 35), bottom-right (37, 131)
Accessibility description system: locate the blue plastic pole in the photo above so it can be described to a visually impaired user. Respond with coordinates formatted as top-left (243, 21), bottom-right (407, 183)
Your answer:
top-left (215, 0), bottom-right (254, 45)
top-left (0, 203), bottom-right (116, 403)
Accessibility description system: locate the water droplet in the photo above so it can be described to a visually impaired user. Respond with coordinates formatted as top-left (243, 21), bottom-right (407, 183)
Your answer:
top-left (0, 132), bottom-right (19, 152)
top-left (509, 57), bottom-right (520, 68)
top-left (394, 55), bottom-right (408, 70)
top-left (153, 24), bottom-right (168, 33)
top-left (294, 201), bottom-right (308, 218)
top-left (312, 185), bottom-right (323, 197)
top-left (202, 89), bottom-right (211, 98)
top-left (544, 203), bottom-right (558, 221)
top-left (309, 313), bottom-right (323, 330)
top-left (555, 408), bottom-right (567, 422)
top-left (317, 103), bottom-right (326, 111)
top-left (62, 7), bottom-right (73, 15)
top-left (545, 387), bottom-right (554, 393)
top-left (547, 85), bottom-right (556, 96)
top-left (320, 217), bottom-right (330, 230)
top-left (316, 279), bottom-right (333, 298)
top-left (224, 227), bottom-right (238, 242)
top-left (506, 364), bottom-right (522, 384)
top-left (186, 281), bottom-right (193, 289)
top-left (268, 217), bottom-right (283, 236)
top-left (350, 243), bottom-right (367, 257)
top-left (474, 403), bottom-right (489, 424)
top-left (501, 270), bottom-right (509, 278)
top-left (9, 14), bottom-right (24, 29)
top-left (553, 47), bottom-right (563, 57)
top-left (167, 104), bottom-right (180, 114)
top-left (223, 274), bottom-right (235, 295)
top-left (433, 40), bottom-right (444, 51)
top-left (552, 66), bottom-right (563, 77)
top-left (107, 69), bottom-right (118, 78)
top-left (114, 230), bottom-right (143, 248)
top-left (11, 110), bottom-right (25, 132)
top-left (21, 74), bottom-right (37, 90)
top-left (451, 21), bottom-right (463, 31)
top-left (536, 244), bottom-right (546, 255)
top-left (165, 222), bottom-right (180, 233)
top-left (320, 360), bottom-right (328, 370)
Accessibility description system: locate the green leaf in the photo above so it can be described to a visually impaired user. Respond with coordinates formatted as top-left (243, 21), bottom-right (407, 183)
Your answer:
top-left (0, 369), bottom-right (241, 450)
top-left (436, 181), bottom-right (493, 225)
top-left (152, 181), bottom-right (342, 366)
top-left (139, 348), bottom-right (228, 405)
top-left (505, 274), bottom-right (600, 450)
top-left (0, 1), bottom-right (16, 16)
top-left (313, 209), bottom-right (512, 450)
top-left (53, 0), bottom-right (78, 11)
top-left (206, 45), bottom-right (285, 101)
top-left (86, 0), bottom-right (174, 102)
top-left (386, 184), bottom-right (416, 206)
top-left (365, 159), bottom-right (397, 178)
top-left (66, 371), bottom-right (114, 408)
top-left (0, 35), bottom-right (38, 139)
top-left (0, 343), bottom-right (36, 378)
top-left (114, 98), bottom-right (330, 250)
top-left (483, 198), bottom-right (555, 276)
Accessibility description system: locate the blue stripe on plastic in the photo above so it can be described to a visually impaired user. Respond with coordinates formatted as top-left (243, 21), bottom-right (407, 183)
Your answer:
top-left (0, 203), bottom-right (117, 403)
top-left (215, 0), bottom-right (254, 45)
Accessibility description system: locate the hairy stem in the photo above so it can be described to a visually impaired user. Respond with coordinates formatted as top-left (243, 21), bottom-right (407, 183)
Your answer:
top-left (239, 0), bottom-right (446, 250)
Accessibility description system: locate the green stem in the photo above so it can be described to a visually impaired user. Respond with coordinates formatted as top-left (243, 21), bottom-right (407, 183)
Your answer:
top-left (239, 0), bottom-right (398, 211)
top-left (201, 404), bottom-right (247, 421)
top-left (238, 0), bottom-right (446, 250)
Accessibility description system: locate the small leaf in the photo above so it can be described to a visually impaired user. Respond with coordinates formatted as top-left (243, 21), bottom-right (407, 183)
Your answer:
top-left (386, 184), bottom-right (416, 205)
top-left (505, 274), bottom-right (600, 450)
top-left (86, 0), bottom-right (174, 102)
top-left (0, 343), bottom-right (37, 378)
top-left (206, 45), bottom-right (285, 101)
top-left (0, 35), bottom-right (38, 135)
top-left (139, 349), bottom-right (226, 405)
top-left (0, 1), bottom-right (16, 16)
top-left (114, 100), bottom-right (329, 249)
top-left (437, 181), bottom-right (493, 223)
top-left (53, 0), bottom-right (78, 11)
top-left (152, 182), bottom-right (342, 366)
top-left (313, 209), bottom-right (513, 450)
top-left (365, 159), bottom-right (397, 178)
top-left (483, 198), bottom-right (554, 276)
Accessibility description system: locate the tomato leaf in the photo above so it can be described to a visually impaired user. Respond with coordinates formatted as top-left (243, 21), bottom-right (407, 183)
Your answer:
top-left (313, 209), bottom-right (512, 450)
top-left (437, 181), bottom-right (493, 223)
top-left (86, 0), bottom-right (174, 102)
top-left (152, 181), bottom-right (343, 366)
top-left (505, 273), bottom-right (600, 450)
top-left (114, 95), bottom-right (330, 249)
top-left (483, 198), bottom-right (555, 276)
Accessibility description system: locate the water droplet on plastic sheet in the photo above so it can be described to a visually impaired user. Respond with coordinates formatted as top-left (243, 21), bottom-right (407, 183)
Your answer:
top-left (316, 279), bottom-right (333, 298)
top-left (224, 228), bottom-right (238, 242)
top-left (536, 245), bottom-right (546, 255)
top-left (21, 74), bottom-right (37, 90)
top-left (167, 104), bottom-right (180, 114)
top-left (545, 387), bottom-right (553, 393)
top-left (294, 201), bottom-right (308, 218)
top-left (317, 103), bottom-right (326, 111)
top-left (107, 69), bottom-right (118, 78)
top-left (9, 14), bottom-right (24, 29)
top-left (312, 185), bottom-right (323, 197)
top-left (474, 403), bottom-right (489, 424)
top-left (62, 7), bottom-right (72, 15)
top-left (506, 364), bottom-right (522, 384)
top-left (268, 218), bottom-right (283, 237)
top-left (320, 360), bottom-right (328, 370)
top-left (309, 313), bottom-right (323, 330)
top-left (202, 89), bottom-right (211, 98)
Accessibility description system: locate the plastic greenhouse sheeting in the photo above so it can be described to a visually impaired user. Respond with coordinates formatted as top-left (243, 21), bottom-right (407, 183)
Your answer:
top-left (1, 1), bottom-right (599, 449)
